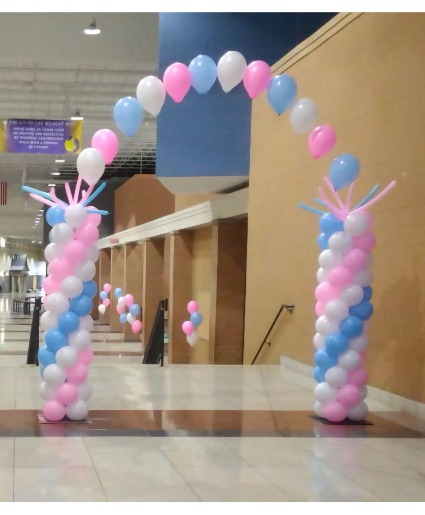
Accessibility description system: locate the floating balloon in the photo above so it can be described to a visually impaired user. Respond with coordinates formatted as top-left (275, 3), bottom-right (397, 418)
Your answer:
top-left (114, 288), bottom-right (123, 299)
top-left (308, 125), bottom-right (337, 159)
top-left (131, 320), bottom-right (142, 334)
top-left (113, 96), bottom-right (143, 137)
top-left (189, 55), bottom-right (217, 94)
top-left (190, 311), bottom-right (203, 328)
top-left (163, 62), bottom-right (191, 103)
top-left (136, 75), bottom-right (166, 116)
top-left (103, 283), bottom-right (111, 293)
top-left (289, 98), bottom-right (318, 134)
top-left (187, 300), bottom-right (199, 314)
top-left (217, 51), bottom-right (247, 93)
top-left (91, 129), bottom-right (119, 165)
top-left (182, 320), bottom-right (195, 336)
top-left (266, 74), bottom-right (297, 115)
top-left (98, 304), bottom-right (106, 315)
top-left (76, 148), bottom-right (105, 186)
top-left (329, 153), bottom-right (360, 190)
top-left (243, 60), bottom-right (272, 99)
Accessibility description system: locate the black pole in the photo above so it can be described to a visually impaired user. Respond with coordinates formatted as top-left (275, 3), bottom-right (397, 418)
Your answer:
top-left (26, 297), bottom-right (41, 365)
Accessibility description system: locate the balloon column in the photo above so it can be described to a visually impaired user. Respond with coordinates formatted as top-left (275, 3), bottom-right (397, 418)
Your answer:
top-left (98, 283), bottom-right (111, 315)
top-left (114, 288), bottom-right (143, 334)
top-left (182, 300), bottom-right (203, 346)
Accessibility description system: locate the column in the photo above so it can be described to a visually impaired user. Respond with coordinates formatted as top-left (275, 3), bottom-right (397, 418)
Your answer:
top-left (110, 246), bottom-right (125, 333)
top-left (142, 239), bottom-right (164, 350)
top-left (124, 243), bottom-right (144, 342)
top-left (98, 249), bottom-right (111, 325)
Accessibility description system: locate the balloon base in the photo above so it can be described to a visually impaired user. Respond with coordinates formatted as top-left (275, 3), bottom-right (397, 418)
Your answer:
top-left (311, 414), bottom-right (373, 426)
top-left (38, 414), bottom-right (91, 424)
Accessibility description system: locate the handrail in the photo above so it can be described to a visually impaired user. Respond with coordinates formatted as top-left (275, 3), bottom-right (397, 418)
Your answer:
top-left (251, 304), bottom-right (294, 365)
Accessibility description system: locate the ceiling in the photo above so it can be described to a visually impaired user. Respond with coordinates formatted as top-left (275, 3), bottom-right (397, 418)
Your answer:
top-left (0, 13), bottom-right (159, 243)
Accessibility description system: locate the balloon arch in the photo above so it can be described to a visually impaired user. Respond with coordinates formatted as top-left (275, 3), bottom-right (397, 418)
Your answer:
top-left (23, 51), bottom-right (395, 423)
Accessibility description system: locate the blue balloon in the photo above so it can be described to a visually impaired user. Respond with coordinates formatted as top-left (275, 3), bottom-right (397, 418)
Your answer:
top-left (70, 294), bottom-right (93, 317)
top-left (58, 310), bottom-right (80, 334)
top-left (113, 96), bottom-right (143, 137)
top-left (317, 232), bottom-right (329, 250)
top-left (83, 280), bottom-right (97, 298)
top-left (266, 74), bottom-right (297, 115)
top-left (190, 311), bottom-right (203, 328)
top-left (313, 366), bottom-right (324, 383)
top-left (363, 287), bottom-right (373, 301)
top-left (325, 332), bottom-right (349, 357)
top-left (129, 303), bottom-right (141, 317)
top-left (119, 313), bottom-right (127, 324)
top-left (349, 301), bottom-right (373, 321)
top-left (319, 213), bottom-right (344, 234)
top-left (329, 153), bottom-right (360, 190)
top-left (189, 55), bottom-right (217, 94)
top-left (114, 288), bottom-right (124, 299)
top-left (45, 328), bottom-right (68, 353)
top-left (340, 316), bottom-right (363, 338)
top-left (100, 291), bottom-right (108, 300)
top-left (46, 206), bottom-right (65, 227)
top-left (314, 349), bottom-right (338, 373)
top-left (38, 346), bottom-right (56, 367)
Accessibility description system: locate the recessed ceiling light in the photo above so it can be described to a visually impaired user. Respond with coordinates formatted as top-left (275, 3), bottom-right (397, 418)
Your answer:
top-left (38, 241), bottom-right (42, 244)
top-left (84, 19), bottom-right (101, 36)
top-left (52, 171), bottom-right (60, 176)
top-left (55, 158), bottom-right (65, 163)
top-left (48, 183), bottom-right (56, 187)
top-left (32, 240), bottom-right (35, 244)
top-left (71, 111), bottom-right (84, 121)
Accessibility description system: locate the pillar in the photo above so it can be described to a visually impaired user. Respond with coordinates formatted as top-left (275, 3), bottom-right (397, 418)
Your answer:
top-left (110, 246), bottom-right (125, 333)
top-left (142, 239), bottom-right (164, 350)
top-left (98, 249), bottom-right (111, 325)
top-left (124, 244), bottom-right (144, 342)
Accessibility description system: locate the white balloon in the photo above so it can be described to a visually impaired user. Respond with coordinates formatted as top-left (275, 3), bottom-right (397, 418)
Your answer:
top-left (355, 269), bottom-right (373, 287)
top-left (187, 331), bottom-right (199, 346)
top-left (313, 333), bottom-right (325, 350)
top-left (64, 204), bottom-right (87, 228)
top-left (117, 296), bottom-right (126, 308)
top-left (50, 223), bottom-right (74, 245)
top-left (217, 51), bottom-right (247, 93)
top-left (56, 346), bottom-right (78, 369)
top-left (315, 316), bottom-right (338, 336)
top-left (324, 299), bottom-right (349, 321)
top-left (66, 399), bottom-right (89, 421)
top-left (325, 366), bottom-right (348, 388)
top-left (347, 401), bottom-right (368, 421)
top-left (87, 245), bottom-right (99, 263)
top-left (98, 304), bottom-right (106, 314)
top-left (349, 335), bottom-right (369, 352)
top-left (314, 382), bottom-right (337, 403)
top-left (44, 242), bottom-right (63, 263)
top-left (40, 311), bottom-right (58, 331)
top-left (127, 313), bottom-right (134, 324)
top-left (75, 260), bottom-right (96, 282)
top-left (289, 97), bottom-right (318, 134)
top-left (136, 75), bottom-right (166, 116)
top-left (339, 349), bottom-right (361, 371)
top-left (44, 292), bottom-right (69, 315)
top-left (43, 364), bottom-right (66, 386)
top-left (340, 284), bottom-right (364, 306)
top-left (69, 329), bottom-right (91, 351)
top-left (343, 212), bottom-right (370, 236)
top-left (319, 249), bottom-right (342, 270)
top-left (316, 267), bottom-right (327, 283)
top-left (77, 147), bottom-right (105, 186)
top-left (328, 231), bottom-right (353, 253)
top-left (79, 315), bottom-right (93, 332)
top-left (314, 401), bottom-right (325, 418)
top-left (40, 381), bottom-right (56, 401)
top-left (61, 276), bottom-right (83, 299)
top-left (78, 382), bottom-right (93, 401)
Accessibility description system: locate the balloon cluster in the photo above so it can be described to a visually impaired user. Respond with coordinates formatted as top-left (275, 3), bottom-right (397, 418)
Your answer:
top-left (182, 300), bottom-right (203, 346)
top-left (114, 288), bottom-right (143, 334)
top-left (98, 283), bottom-right (111, 315)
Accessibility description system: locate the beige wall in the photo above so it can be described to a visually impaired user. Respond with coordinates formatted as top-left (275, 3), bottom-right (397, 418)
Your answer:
top-left (175, 193), bottom-right (223, 212)
top-left (245, 13), bottom-right (425, 403)
top-left (191, 227), bottom-right (212, 363)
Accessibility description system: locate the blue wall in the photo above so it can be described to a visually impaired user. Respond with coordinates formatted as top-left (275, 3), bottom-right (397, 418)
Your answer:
top-left (156, 13), bottom-right (336, 183)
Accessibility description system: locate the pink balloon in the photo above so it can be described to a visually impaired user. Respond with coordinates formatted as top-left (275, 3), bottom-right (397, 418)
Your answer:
top-left (91, 129), bottom-right (119, 165)
top-left (315, 302), bottom-right (325, 316)
top-left (353, 232), bottom-right (376, 253)
top-left (103, 298), bottom-right (110, 307)
top-left (308, 125), bottom-right (337, 159)
top-left (75, 224), bottom-right (99, 246)
top-left (342, 249), bottom-right (368, 273)
top-left (337, 384), bottom-right (361, 408)
top-left (124, 294), bottom-right (134, 308)
top-left (163, 62), bottom-right (191, 103)
top-left (117, 305), bottom-right (125, 314)
top-left (42, 400), bottom-right (66, 422)
top-left (78, 348), bottom-right (94, 366)
top-left (43, 275), bottom-right (61, 294)
top-left (327, 267), bottom-right (352, 288)
top-left (55, 383), bottom-right (78, 405)
top-left (347, 366), bottom-right (368, 387)
top-left (47, 258), bottom-right (74, 279)
top-left (86, 207), bottom-right (102, 228)
top-left (182, 320), bottom-right (195, 336)
top-left (315, 282), bottom-right (339, 303)
top-left (66, 363), bottom-right (88, 385)
top-left (103, 283), bottom-right (111, 293)
top-left (62, 240), bottom-right (88, 266)
top-left (187, 300), bottom-right (199, 314)
top-left (323, 401), bottom-right (348, 422)
top-left (243, 61), bottom-right (272, 99)
top-left (131, 320), bottom-right (143, 334)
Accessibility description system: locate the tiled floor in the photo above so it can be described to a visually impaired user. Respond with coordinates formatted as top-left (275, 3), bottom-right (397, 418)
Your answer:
top-left (0, 302), bottom-right (425, 501)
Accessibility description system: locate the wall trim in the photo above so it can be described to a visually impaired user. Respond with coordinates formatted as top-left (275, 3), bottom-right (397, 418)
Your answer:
top-left (280, 356), bottom-right (425, 421)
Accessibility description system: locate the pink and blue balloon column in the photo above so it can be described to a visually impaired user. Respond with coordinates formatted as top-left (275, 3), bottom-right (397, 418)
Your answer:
top-left (114, 288), bottom-right (143, 334)
top-left (182, 300), bottom-right (203, 346)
